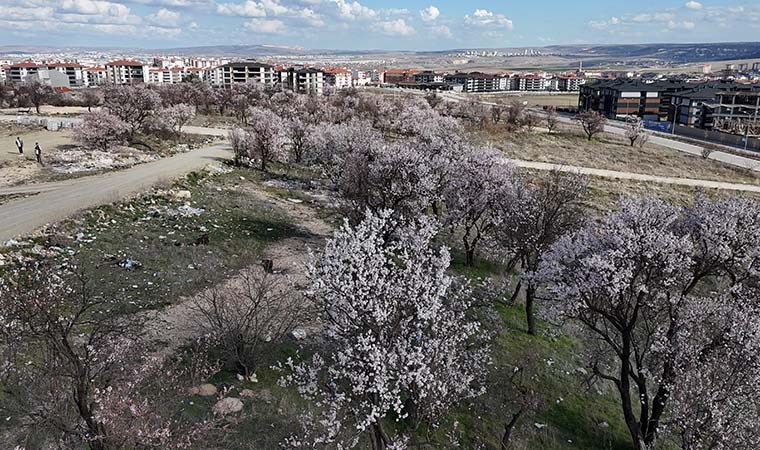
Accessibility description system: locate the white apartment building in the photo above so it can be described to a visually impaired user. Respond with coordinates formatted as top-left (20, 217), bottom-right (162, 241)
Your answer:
top-left (352, 69), bottom-right (371, 86)
top-left (84, 67), bottom-right (107, 87)
top-left (323, 67), bottom-right (352, 89)
top-left (105, 60), bottom-right (149, 84)
top-left (48, 62), bottom-right (86, 87)
top-left (7, 62), bottom-right (41, 83)
top-left (517, 76), bottom-right (550, 91)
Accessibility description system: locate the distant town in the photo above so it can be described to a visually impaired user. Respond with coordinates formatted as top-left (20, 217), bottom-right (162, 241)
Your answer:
top-left (2, 51), bottom-right (760, 149)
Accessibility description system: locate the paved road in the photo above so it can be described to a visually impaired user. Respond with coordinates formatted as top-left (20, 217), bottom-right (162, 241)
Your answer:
top-left (0, 143), bottom-right (231, 243)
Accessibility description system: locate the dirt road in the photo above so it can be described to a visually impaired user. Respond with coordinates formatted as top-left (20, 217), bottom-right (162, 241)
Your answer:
top-left (0, 143), bottom-right (231, 243)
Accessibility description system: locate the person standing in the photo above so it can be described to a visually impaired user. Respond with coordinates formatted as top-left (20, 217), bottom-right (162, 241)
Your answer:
top-left (34, 142), bottom-right (42, 165)
top-left (15, 137), bottom-right (23, 155)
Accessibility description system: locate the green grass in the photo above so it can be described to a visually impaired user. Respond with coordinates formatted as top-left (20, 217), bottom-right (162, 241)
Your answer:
top-left (15, 167), bottom-right (309, 313)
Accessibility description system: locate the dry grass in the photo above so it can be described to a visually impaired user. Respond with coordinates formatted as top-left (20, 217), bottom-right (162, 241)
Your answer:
top-left (480, 124), bottom-right (760, 186)
top-left (475, 93), bottom-right (579, 108)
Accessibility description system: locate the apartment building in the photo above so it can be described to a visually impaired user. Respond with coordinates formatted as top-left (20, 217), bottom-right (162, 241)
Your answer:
top-left (84, 66), bottom-right (107, 87)
top-left (445, 72), bottom-right (510, 92)
top-left (105, 60), bottom-right (149, 84)
top-left (217, 61), bottom-right (277, 87)
top-left (323, 67), bottom-right (352, 89)
top-left (282, 67), bottom-right (324, 95)
top-left (413, 70), bottom-right (445, 84)
top-left (579, 79), bottom-right (693, 120)
top-left (383, 69), bottom-right (418, 84)
top-left (711, 90), bottom-right (760, 133)
top-left (7, 61), bottom-right (41, 83)
top-left (47, 62), bottom-right (85, 87)
top-left (517, 75), bottom-right (549, 91)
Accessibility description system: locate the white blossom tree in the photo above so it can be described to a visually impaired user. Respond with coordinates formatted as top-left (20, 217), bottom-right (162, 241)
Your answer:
top-left (576, 110), bottom-right (606, 141)
top-left (495, 170), bottom-right (587, 335)
top-left (73, 111), bottom-right (130, 152)
top-left (244, 107), bottom-right (287, 172)
top-left (103, 84), bottom-right (161, 140)
top-left (624, 118), bottom-right (648, 147)
top-left (280, 210), bottom-right (489, 450)
top-left (443, 147), bottom-right (521, 266)
top-left (159, 103), bottom-right (196, 139)
top-left (535, 195), bottom-right (760, 450)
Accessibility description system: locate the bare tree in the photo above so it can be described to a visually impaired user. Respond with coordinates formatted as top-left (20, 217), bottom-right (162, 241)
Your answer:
top-left (576, 110), bottom-right (606, 141)
top-left (545, 106), bottom-right (558, 133)
top-left (191, 267), bottom-right (307, 377)
top-left (17, 79), bottom-right (55, 113)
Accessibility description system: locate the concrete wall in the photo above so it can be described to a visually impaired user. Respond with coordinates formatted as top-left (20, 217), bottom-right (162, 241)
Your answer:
top-left (17, 116), bottom-right (82, 131)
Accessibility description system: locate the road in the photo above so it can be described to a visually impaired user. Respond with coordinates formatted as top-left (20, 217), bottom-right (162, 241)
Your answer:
top-left (508, 159), bottom-right (760, 193)
top-left (435, 91), bottom-right (760, 172)
top-left (0, 142), bottom-right (231, 243)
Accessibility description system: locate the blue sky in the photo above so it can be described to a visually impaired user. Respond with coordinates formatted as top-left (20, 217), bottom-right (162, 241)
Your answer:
top-left (0, 0), bottom-right (758, 50)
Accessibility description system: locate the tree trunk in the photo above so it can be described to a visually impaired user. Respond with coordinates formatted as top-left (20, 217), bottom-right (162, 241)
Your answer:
top-left (501, 409), bottom-right (523, 450)
top-left (465, 248), bottom-right (475, 267)
top-left (618, 333), bottom-right (646, 450)
top-left (370, 421), bottom-right (389, 450)
top-left (525, 284), bottom-right (537, 336)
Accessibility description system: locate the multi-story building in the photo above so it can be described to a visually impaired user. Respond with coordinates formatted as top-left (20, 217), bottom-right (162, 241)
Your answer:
top-left (383, 69), bottom-right (418, 84)
top-left (413, 70), bottom-right (445, 84)
top-left (579, 79), bottom-right (694, 120)
top-left (445, 72), bottom-right (510, 92)
top-left (517, 76), bottom-right (549, 91)
top-left (47, 62), bottom-right (86, 87)
top-left (84, 66), bottom-right (107, 87)
top-left (710, 90), bottom-right (760, 134)
top-left (0, 64), bottom-right (7, 83)
top-left (323, 67), bottom-right (352, 89)
top-left (282, 67), bottom-right (324, 95)
top-left (7, 61), bottom-right (41, 83)
top-left (105, 60), bottom-right (149, 84)
top-left (217, 61), bottom-right (276, 87)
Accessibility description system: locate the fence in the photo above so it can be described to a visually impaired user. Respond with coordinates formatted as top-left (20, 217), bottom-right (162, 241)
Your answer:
top-left (674, 124), bottom-right (760, 152)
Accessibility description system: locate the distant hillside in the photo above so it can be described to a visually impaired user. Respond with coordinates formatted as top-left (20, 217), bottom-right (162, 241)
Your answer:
top-left (543, 42), bottom-right (760, 63)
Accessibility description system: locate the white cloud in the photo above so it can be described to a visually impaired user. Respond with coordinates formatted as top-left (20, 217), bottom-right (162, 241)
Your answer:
top-left (464, 9), bottom-right (513, 29)
top-left (432, 24), bottom-right (452, 38)
top-left (374, 18), bottom-right (414, 36)
top-left (685, 1), bottom-right (702, 10)
top-left (216, 0), bottom-right (266, 17)
top-left (146, 8), bottom-right (181, 26)
top-left (419, 5), bottom-right (439, 22)
top-left (330, 0), bottom-right (376, 20)
top-left (59, 0), bottom-right (130, 16)
top-left (244, 17), bottom-right (285, 33)
top-left (667, 19), bottom-right (695, 29)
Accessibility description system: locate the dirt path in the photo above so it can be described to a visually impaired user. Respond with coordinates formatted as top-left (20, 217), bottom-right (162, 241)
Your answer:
top-left (0, 143), bottom-right (231, 243)
top-left (142, 184), bottom-right (333, 357)
top-left (509, 158), bottom-right (760, 193)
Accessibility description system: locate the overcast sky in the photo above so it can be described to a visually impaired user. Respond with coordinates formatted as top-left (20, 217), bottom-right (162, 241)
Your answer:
top-left (1, 0), bottom-right (758, 50)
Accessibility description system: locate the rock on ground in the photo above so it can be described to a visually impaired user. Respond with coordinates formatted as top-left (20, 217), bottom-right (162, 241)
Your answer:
top-left (213, 397), bottom-right (244, 416)
top-left (189, 383), bottom-right (217, 397)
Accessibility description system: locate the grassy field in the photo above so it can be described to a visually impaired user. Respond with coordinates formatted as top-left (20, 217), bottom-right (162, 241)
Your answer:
top-left (479, 125), bottom-right (760, 186)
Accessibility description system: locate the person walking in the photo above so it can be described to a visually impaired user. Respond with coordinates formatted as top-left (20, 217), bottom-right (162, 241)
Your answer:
top-left (34, 142), bottom-right (42, 165)
top-left (15, 137), bottom-right (23, 155)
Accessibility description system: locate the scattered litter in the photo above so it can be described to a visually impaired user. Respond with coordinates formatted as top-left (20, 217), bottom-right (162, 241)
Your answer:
top-left (176, 205), bottom-right (205, 217)
top-left (287, 198), bottom-right (304, 204)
